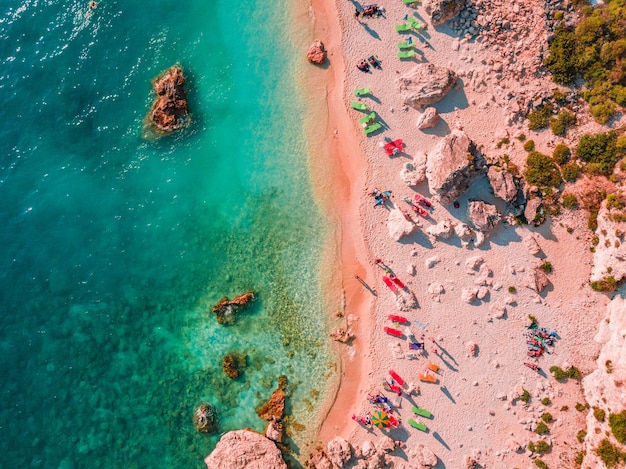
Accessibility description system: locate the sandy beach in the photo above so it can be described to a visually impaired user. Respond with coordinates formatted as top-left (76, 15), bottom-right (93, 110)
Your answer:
top-left (305, 0), bottom-right (626, 467)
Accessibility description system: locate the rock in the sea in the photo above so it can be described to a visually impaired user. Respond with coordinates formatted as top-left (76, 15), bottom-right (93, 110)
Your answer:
top-left (407, 444), bottom-right (439, 467)
top-left (327, 437), bottom-right (352, 467)
top-left (417, 107), bottom-right (440, 129)
top-left (426, 130), bottom-right (487, 205)
top-left (257, 387), bottom-right (286, 421)
top-left (525, 266), bottom-right (550, 293)
top-left (204, 429), bottom-right (287, 469)
top-left (387, 208), bottom-right (417, 241)
top-left (330, 327), bottom-right (355, 343)
top-left (431, 0), bottom-right (465, 26)
top-left (307, 448), bottom-right (333, 469)
top-left (148, 65), bottom-right (189, 133)
top-left (487, 167), bottom-right (525, 213)
top-left (398, 64), bottom-right (458, 109)
top-left (467, 201), bottom-right (501, 235)
top-left (426, 219), bottom-right (453, 239)
top-left (306, 39), bottom-right (326, 65)
top-left (400, 151), bottom-right (428, 186)
top-left (193, 403), bottom-right (218, 434)
top-left (212, 290), bottom-right (255, 325)
top-left (223, 352), bottom-right (247, 379)
top-left (265, 419), bottom-right (283, 443)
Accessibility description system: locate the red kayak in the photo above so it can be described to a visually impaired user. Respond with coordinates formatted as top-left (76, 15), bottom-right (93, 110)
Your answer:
top-left (524, 362), bottom-right (540, 371)
top-left (389, 370), bottom-right (405, 386)
top-left (390, 275), bottom-right (405, 289)
top-left (382, 276), bottom-right (398, 293)
top-left (384, 327), bottom-right (403, 337)
top-left (388, 314), bottom-right (408, 324)
top-left (388, 383), bottom-right (402, 394)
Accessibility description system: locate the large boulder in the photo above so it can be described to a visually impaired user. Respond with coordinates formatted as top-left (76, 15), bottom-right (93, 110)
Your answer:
top-left (431, 0), bottom-right (465, 26)
top-left (148, 65), bottom-right (189, 133)
top-left (307, 448), bottom-right (333, 469)
top-left (204, 429), bottom-right (287, 469)
top-left (327, 436), bottom-right (353, 467)
top-left (590, 205), bottom-right (626, 284)
top-left (398, 64), bottom-right (458, 108)
top-left (193, 403), bottom-right (218, 434)
top-left (417, 107), bottom-right (440, 129)
top-left (426, 219), bottom-right (454, 239)
top-left (426, 130), bottom-right (487, 205)
top-left (387, 208), bottom-right (417, 241)
top-left (524, 196), bottom-right (545, 226)
top-left (487, 166), bottom-right (526, 215)
top-left (524, 266), bottom-right (550, 293)
top-left (306, 40), bottom-right (326, 65)
top-left (400, 151), bottom-right (428, 186)
top-left (467, 201), bottom-right (501, 235)
top-left (407, 444), bottom-right (439, 467)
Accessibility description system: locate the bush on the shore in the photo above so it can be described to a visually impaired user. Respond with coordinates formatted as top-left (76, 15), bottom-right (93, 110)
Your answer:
top-left (519, 388), bottom-right (531, 403)
top-left (553, 144), bottom-right (571, 165)
top-left (596, 439), bottom-right (626, 468)
top-left (562, 193), bottom-right (578, 209)
top-left (577, 429), bottom-right (587, 443)
top-left (527, 104), bottom-right (554, 130)
top-left (536, 421), bottom-right (550, 435)
top-left (609, 410), bottom-right (626, 444)
top-left (534, 458), bottom-right (549, 469)
top-left (524, 140), bottom-right (536, 152)
top-left (594, 407), bottom-right (606, 422)
top-left (577, 132), bottom-right (624, 177)
top-left (561, 161), bottom-right (582, 182)
top-left (525, 152), bottom-right (563, 188)
top-left (590, 276), bottom-right (618, 292)
top-left (540, 261), bottom-right (553, 274)
top-left (550, 110), bottom-right (576, 136)
top-left (550, 365), bottom-right (582, 381)
top-left (544, 2), bottom-right (626, 123)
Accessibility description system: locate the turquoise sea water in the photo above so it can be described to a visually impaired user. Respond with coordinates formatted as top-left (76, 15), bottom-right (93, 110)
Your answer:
top-left (0, 1), bottom-right (336, 467)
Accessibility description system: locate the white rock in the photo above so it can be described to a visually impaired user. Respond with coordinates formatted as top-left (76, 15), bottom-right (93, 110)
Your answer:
top-left (387, 208), bottom-right (417, 241)
top-left (425, 256), bottom-right (441, 268)
top-left (461, 287), bottom-right (478, 304)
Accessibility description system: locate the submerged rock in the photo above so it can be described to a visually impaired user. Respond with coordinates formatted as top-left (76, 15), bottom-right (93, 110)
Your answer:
top-left (212, 290), bottom-right (255, 325)
top-left (257, 386), bottom-right (286, 421)
top-left (426, 130), bottom-right (487, 205)
top-left (148, 65), bottom-right (190, 133)
top-left (193, 403), bottom-right (218, 434)
top-left (306, 39), bottom-right (326, 65)
top-left (223, 352), bottom-right (247, 379)
top-left (330, 327), bottom-right (355, 343)
top-left (398, 64), bottom-right (458, 108)
top-left (204, 429), bottom-right (287, 469)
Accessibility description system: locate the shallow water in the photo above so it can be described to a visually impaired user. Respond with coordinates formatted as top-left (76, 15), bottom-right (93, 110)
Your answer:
top-left (0, 1), bottom-right (336, 467)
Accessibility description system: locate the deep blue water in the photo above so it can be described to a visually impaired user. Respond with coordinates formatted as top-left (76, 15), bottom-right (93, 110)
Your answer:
top-left (0, 1), bottom-right (335, 467)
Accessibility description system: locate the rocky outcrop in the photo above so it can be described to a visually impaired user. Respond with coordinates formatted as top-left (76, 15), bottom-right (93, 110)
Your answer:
top-left (327, 436), bottom-right (353, 467)
top-left (204, 429), bottom-right (287, 469)
top-left (223, 352), bottom-right (247, 379)
top-left (307, 448), bottom-right (333, 469)
top-left (431, 0), bottom-right (465, 26)
top-left (257, 379), bottom-right (287, 443)
top-left (467, 201), bottom-right (501, 235)
top-left (387, 208), bottom-right (417, 241)
top-left (416, 107), bottom-right (439, 129)
top-left (398, 64), bottom-right (458, 108)
top-left (148, 65), bottom-right (189, 133)
top-left (426, 219), bottom-right (453, 240)
top-left (193, 403), bottom-right (218, 434)
top-left (407, 444), bottom-right (438, 467)
top-left (306, 40), bottom-right (326, 65)
top-left (212, 290), bottom-right (255, 324)
top-left (330, 327), bottom-right (355, 343)
top-left (590, 205), bottom-right (626, 284)
top-left (487, 166), bottom-right (526, 215)
top-left (426, 131), bottom-right (487, 205)
top-left (400, 151), bottom-right (428, 186)
top-left (524, 266), bottom-right (549, 293)
top-left (524, 196), bottom-right (545, 226)
top-left (581, 295), bottom-right (626, 468)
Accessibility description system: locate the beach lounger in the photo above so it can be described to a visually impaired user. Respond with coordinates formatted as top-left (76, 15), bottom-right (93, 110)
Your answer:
top-left (426, 362), bottom-right (440, 373)
top-left (408, 419), bottom-right (428, 432)
top-left (351, 101), bottom-right (368, 111)
top-left (389, 370), bottom-right (405, 386)
top-left (384, 326), bottom-right (403, 337)
top-left (388, 314), bottom-right (408, 324)
top-left (359, 112), bottom-right (376, 125)
top-left (354, 87), bottom-right (371, 97)
top-left (403, 0), bottom-right (419, 4)
top-left (408, 18), bottom-right (423, 30)
top-left (419, 372), bottom-right (438, 383)
top-left (397, 41), bottom-right (413, 50)
top-left (363, 122), bottom-right (382, 136)
top-left (397, 50), bottom-right (415, 59)
top-left (412, 406), bottom-right (433, 419)
top-left (395, 23), bottom-right (412, 32)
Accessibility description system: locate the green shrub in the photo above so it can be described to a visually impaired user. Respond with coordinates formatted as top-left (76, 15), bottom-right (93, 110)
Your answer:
top-left (577, 429), bottom-right (587, 443)
top-left (541, 412), bottom-right (554, 423)
top-left (534, 458), bottom-right (548, 469)
top-left (554, 10), bottom-right (564, 21)
top-left (541, 397), bottom-right (552, 406)
top-left (591, 276), bottom-right (618, 292)
top-left (594, 407), bottom-right (606, 422)
top-left (508, 286), bottom-right (517, 294)
top-left (561, 161), bottom-right (581, 182)
top-left (553, 144), bottom-right (571, 165)
top-left (540, 262), bottom-right (553, 274)
top-left (577, 132), bottom-right (624, 177)
top-left (568, 366), bottom-right (581, 380)
top-left (497, 137), bottom-right (510, 148)
top-left (609, 410), bottom-right (626, 444)
top-left (528, 103), bottom-right (554, 130)
top-left (550, 365), bottom-right (581, 381)
top-left (524, 140), bottom-right (536, 152)
top-left (561, 405), bottom-right (569, 411)
top-left (595, 439), bottom-right (626, 468)
top-left (520, 389), bottom-right (531, 403)
top-left (536, 421), bottom-right (550, 434)
top-left (517, 133), bottom-right (527, 141)
top-left (544, 26), bottom-right (578, 84)
top-left (551, 110), bottom-right (577, 136)
top-left (535, 440), bottom-right (551, 453)
top-left (562, 193), bottom-right (578, 209)
top-left (590, 100), bottom-right (617, 124)
top-left (574, 450), bottom-right (585, 466)
top-left (528, 440), bottom-right (536, 453)
top-left (575, 402), bottom-right (586, 412)
top-left (525, 152), bottom-right (563, 188)
top-left (606, 193), bottom-right (625, 210)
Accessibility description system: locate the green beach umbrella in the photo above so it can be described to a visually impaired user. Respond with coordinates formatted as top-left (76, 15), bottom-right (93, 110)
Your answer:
top-left (371, 410), bottom-right (390, 428)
